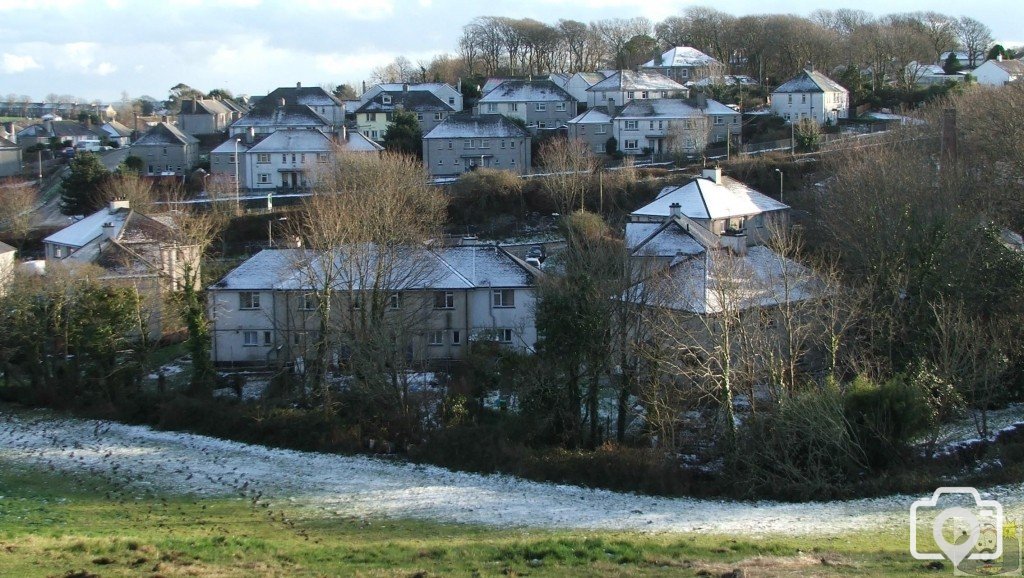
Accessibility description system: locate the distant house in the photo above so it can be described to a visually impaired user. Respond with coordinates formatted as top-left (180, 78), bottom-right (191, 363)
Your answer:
top-left (361, 82), bottom-right (463, 112)
top-left (257, 83), bottom-right (346, 128)
top-left (209, 138), bottom-right (250, 190)
top-left (586, 70), bottom-right (686, 109)
top-left (422, 113), bottom-right (531, 178)
top-left (355, 88), bottom-right (456, 142)
top-left (245, 129), bottom-right (333, 190)
top-left (98, 120), bottom-right (133, 147)
top-left (563, 72), bottom-right (611, 104)
top-left (43, 199), bottom-right (200, 333)
top-left (972, 57), bottom-right (1024, 86)
top-left (178, 98), bottom-right (234, 136)
top-left (910, 63), bottom-right (967, 87)
top-left (207, 244), bottom-right (538, 366)
top-left (16, 120), bottom-right (105, 148)
top-left (130, 122), bottom-right (200, 176)
top-left (566, 108), bottom-right (614, 154)
top-left (476, 80), bottom-right (577, 131)
top-left (0, 241), bottom-right (14, 295)
top-left (641, 47), bottom-right (726, 85)
top-left (229, 101), bottom-right (332, 139)
top-left (770, 69), bottom-right (849, 125)
top-left (612, 97), bottom-right (739, 156)
top-left (0, 136), bottom-right (22, 177)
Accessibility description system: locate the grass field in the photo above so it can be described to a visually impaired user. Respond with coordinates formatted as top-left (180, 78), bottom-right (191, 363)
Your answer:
top-left (0, 461), bottom-right (944, 577)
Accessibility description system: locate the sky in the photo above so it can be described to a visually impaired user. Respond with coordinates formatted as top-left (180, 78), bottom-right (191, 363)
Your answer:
top-left (1, 0), bottom-right (1020, 103)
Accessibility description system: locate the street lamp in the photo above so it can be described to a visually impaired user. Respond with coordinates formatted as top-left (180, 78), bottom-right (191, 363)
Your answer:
top-left (234, 138), bottom-right (241, 212)
top-left (774, 168), bottom-right (784, 204)
top-left (268, 217), bottom-right (287, 248)
top-left (37, 150), bottom-right (42, 180)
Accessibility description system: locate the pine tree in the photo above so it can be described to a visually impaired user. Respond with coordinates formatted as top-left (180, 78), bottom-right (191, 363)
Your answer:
top-left (381, 109), bottom-right (423, 157)
top-left (60, 152), bottom-right (109, 215)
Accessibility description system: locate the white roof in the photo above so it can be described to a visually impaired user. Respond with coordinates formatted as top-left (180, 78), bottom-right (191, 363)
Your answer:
top-left (587, 70), bottom-right (685, 93)
top-left (342, 131), bottom-right (384, 152)
top-left (643, 246), bottom-right (816, 314)
top-left (642, 47), bottom-right (721, 69)
top-left (773, 69), bottom-right (848, 94)
top-left (478, 80), bottom-right (573, 103)
top-left (616, 98), bottom-right (736, 120)
top-left (566, 109), bottom-right (612, 125)
top-left (248, 129), bottom-right (332, 153)
top-left (211, 139), bottom-right (251, 154)
top-left (423, 114), bottom-right (528, 140)
top-left (626, 221), bottom-right (705, 257)
top-left (45, 207), bottom-right (128, 248)
top-left (632, 176), bottom-right (788, 220)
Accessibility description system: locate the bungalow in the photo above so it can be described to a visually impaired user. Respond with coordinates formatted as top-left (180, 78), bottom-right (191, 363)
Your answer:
top-left (355, 88), bottom-right (456, 142)
top-left (476, 80), bottom-right (577, 131)
top-left (207, 244), bottom-right (538, 366)
top-left (16, 120), bottom-right (105, 148)
top-left (973, 57), bottom-right (1024, 86)
top-left (98, 120), bottom-right (133, 147)
top-left (130, 122), bottom-right (200, 177)
top-left (641, 47), bottom-right (726, 85)
top-left (586, 70), bottom-right (686, 109)
top-left (422, 113), bottom-right (531, 178)
top-left (770, 69), bottom-right (849, 125)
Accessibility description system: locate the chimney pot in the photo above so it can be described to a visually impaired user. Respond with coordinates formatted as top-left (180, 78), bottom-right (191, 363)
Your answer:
top-left (702, 167), bottom-right (722, 184)
top-left (278, 98), bottom-right (286, 107)
top-left (296, 81), bottom-right (302, 88)
top-left (669, 202), bottom-right (682, 218)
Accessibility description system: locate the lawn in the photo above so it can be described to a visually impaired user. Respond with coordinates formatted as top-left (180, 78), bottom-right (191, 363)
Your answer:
top-left (0, 461), bottom-right (941, 577)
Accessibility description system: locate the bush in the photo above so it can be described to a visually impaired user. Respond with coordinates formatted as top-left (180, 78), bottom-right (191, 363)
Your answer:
top-left (447, 168), bottom-right (525, 225)
top-left (843, 373), bottom-right (935, 469)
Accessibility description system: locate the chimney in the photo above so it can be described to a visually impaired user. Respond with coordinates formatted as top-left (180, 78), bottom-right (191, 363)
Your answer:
top-left (606, 97), bottom-right (615, 116)
top-left (702, 167), bottom-right (722, 185)
top-left (457, 78), bottom-right (462, 93)
top-left (669, 202), bottom-right (682, 219)
top-left (296, 81), bottom-right (302, 88)
top-left (997, 53), bottom-right (1004, 62)
top-left (403, 83), bottom-right (409, 93)
top-left (246, 126), bottom-right (255, 144)
top-left (362, 80), bottom-right (366, 94)
top-left (109, 198), bottom-right (130, 213)
top-left (44, 119), bottom-right (53, 134)
top-left (278, 98), bottom-right (286, 107)
top-left (341, 125), bottom-right (348, 141)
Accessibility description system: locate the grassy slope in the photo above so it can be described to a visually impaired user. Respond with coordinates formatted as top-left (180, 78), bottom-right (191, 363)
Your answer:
top-left (0, 461), bottom-right (938, 577)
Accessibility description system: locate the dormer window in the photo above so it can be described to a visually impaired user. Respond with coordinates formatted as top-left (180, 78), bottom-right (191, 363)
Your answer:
top-left (382, 95), bottom-right (392, 105)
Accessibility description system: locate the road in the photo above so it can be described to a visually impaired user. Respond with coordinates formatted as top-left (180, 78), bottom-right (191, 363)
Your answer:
top-left (30, 148), bottom-right (130, 230)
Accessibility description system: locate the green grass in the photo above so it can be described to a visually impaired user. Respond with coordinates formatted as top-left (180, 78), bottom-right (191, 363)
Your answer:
top-left (0, 461), bottom-right (944, 577)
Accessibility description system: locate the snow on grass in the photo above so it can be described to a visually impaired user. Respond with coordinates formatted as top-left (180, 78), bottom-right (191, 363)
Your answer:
top-left (928, 404), bottom-right (1024, 454)
top-left (1, 407), bottom-right (1021, 537)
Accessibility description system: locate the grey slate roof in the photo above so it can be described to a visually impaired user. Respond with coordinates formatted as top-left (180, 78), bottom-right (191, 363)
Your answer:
top-left (180, 98), bottom-right (233, 116)
top-left (990, 59), bottom-right (1024, 75)
top-left (248, 129), bottom-right (333, 153)
top-left (231, 104), bottom-right (330, 130)
top-left (423, 113), bottom-right (530, 140)
top-left (263, 86), bottom-right (343, 108)
top-left (773, 69), bottom-right (848, 94)
top-left (101, 120), bottom-right (132, 137)
top-left (355, 90), bottom-right (455, 114)
top-left (617, 99), bottom-right (705, 120)
top-left (133, 122), bottom-right (199, 146)
top-left (588, 70), bottom-right (686, 92)
top-left (478, 80), bottom-right (573, 103)
top-left (19, 121), bottom-right (104, 140)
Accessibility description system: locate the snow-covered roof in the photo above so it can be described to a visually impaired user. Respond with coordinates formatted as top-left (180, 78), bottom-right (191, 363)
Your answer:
top-left (566, 109), bottom-right (612, 125)
top-left (264, 85), bottom-right (343, 108)
top-left (588, 70), bottom-right (685, 93)
top-left (211, 245), bottom-right (534, 292)
top-left (632, 176), bottom-right (788, 220)
top-left (642, 245), bottom-right (816, 314)
top-left (356, 90), bottom-right (455, 113)
top-left (248, 129), bottom-right (333, 153)
top-left (626, 221), bottom-right (705, 258)
top-left (100, 120), bottom-right (132, 138)
top-left (642, 47), bottom-right (721, 69)
top-left (232, 105), bottom-right (330, 130)
top-left (478, 80), bottom-right (573, 103)
top-left (211, 139), bottom-right (250, 154)
top-left (773, 69), bottom-right (848, 94)
top-left (423, 113), bottom-right (529, 140)
top-left (615, 99), bottom-right (733, 120)
top-left (45, 206), bottom-right (130, 248)
top-left (180, 98), bottom-right (233, 116)
top-left (361, 83), bottom-right (459, 104)
top-left (0, 136), bottom-right (16, 148)
top-left (0, 240), bottom-right (14, 254)
top-left (133, 122), bottom-right (198, 146)
top-left (979, 58), bottom-right (1024, 76)
top-left (689, 75), bottom-right (759, 88)
top-left (341, 131), bottom-right (384, 152)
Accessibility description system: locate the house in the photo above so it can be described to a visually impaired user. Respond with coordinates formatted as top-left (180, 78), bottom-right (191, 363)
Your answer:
top-left (229, 101), bottom-right (332, 138)
top-left (209, 138), bottom-right (250, 191)
top-left (641, 47), bottom-right (726, 85)
top-left (422, 113), bottom-right (531, 178)
top-left (355, 87), bottom-right (456, 142)
top-left (43, 199), bottom-right (200, 333)
top-left (207, 244), bottom-right (538, 366)
top-left (0, 241), bottom-right (14, 295)
top-left (566, 108), bottom-right (614, 154)
top-left (259, 83), bottom-right (346, 128)
top-left (910, 63), bottom-right (967, 87)
top-left (130, 122), bottom-right (200, 177)
top-left (244, 129), bottom-right (334, 190)
top-left (476, 80), bottom-right (577, 131)
top-left (98, 120), bottom-right (133, 147)
top-left (16, 120), bottom-right (105, 148)
top-left (629, 167), bottom-right (788, 246)
top-left (0, 136), bottom-right (22, 177)
top-left (564, 72), bottom-right (611, 104)
top-left (361, 82), bottom-right (463, 112)
top-left (770, 69), bottom-right (849, 125)
top-left (178, 98), bottom-right (234, 136)
top-left (972, 57), bottom-right (1024, 86)
top-left (586, 70), bottom-right (686, 109)
top-left (612, 97), bottom-right (740, 156)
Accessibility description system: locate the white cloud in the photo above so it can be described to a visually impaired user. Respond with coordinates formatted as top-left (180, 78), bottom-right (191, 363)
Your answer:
top-left (1, 53), bottom-right (42, 73)
top-left (62, 42), bottom-right (98, 72)
top-left (295, 0), bottom-right (393, 20)
top-left (95, 62), bottom-right (117, 75)
top-left (0, 0), bottom-right (80, 9)
top-left (314, 52), bottom-right (394, 76)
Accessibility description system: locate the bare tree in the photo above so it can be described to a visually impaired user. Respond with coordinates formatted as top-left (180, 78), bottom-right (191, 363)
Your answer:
top-left (98, 170), bottom-right (156, 214)
top-left (0, 179), bottom-right (37, 248)
top-left (955, 16), bottom-right (993, 67)
top-left (538, 137), bottom-right (596, 214)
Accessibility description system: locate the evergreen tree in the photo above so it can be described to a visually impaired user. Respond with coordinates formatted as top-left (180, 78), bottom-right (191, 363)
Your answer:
top-left (60, 152), bottom-right (109, 215)
top-left (943, 53), bottom-right (964, 75)
top-left (381, 109), bottom-right (423, 157)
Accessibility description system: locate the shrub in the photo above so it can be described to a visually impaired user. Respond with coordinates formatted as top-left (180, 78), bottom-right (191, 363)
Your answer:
top-left (843, 373), bottom-right (935, 469)
top-left (447, 168), bottom-right (525, 225)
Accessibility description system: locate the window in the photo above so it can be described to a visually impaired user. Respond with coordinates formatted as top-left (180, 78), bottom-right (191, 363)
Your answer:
top-left (492, 289), bottom-right (515, 307)
top-left (510, 141), bottom-right (515, 149)
top-left (624, 139), bottom-right (639, 150)
top-left (382, 95), bottom-right (392, 104)
top-left (428, 330), bottom-right (444, 346)
top-left (624, 120), bottom-right (638, 130)
top-left (649, 121), bottom-right (654, 130)
top-left (497, 329), bottom-right (513, 343)
top-left (787, 95), bottom-right (792, 104)
top-left (509, 103), bottom-right (518, 112)
top-left (538, 121), bottom-right (547, 128)
top-left (301, 293), bottom-right (316, 310)
top-left (263, 331), bottom-right (272, 345)
top-left (227, 154), bottom-right (235, 163)
top-left (257, 153), bottom-right (270, 164)
top-left (162, 147), bottom-right (167, 155)
top-left (579, 126), bottom-right (586, 134)
top-left (300, 153), bottom-right (306, 163)
top-left (371, 130), bottom-right (378, 139)
top-left (258, 173), bottom-right (270, 184)
top-left (596, 125), bottom-right (607, 134)
top-left (448, 97), bottom-right (455, 105)
top-left (500, 140), bottom-right (506, 148)
top-left (281, 154), bottom-right (287, 163)
top-left (291, 154), bottom-right (296, 163)
top-left (510, 159), bottom-right (516, 166)
top-left (626, 91), bottom-right (635, 99)
top-left (434, 112), bottom-right (443, 121)
top-left (681, 69), bottom-right (689, 78)
top-left (437, 159), bottom-right (443, 165)
top-left (801, 94), bottom-right (806, 103)
top-left (367, 113), bottom-right (376, 121)
top-left (317, 152), bottom-right (328, 163)
top-left (239, 291), bottom-right (260, 309)
top-left (447, 141), bottom-right (453, 150)
top-left (389, 292), bottom-right (400, 309)
top-left (480, 140), bottom-right (490, 149)
top-left (243, 331), bottom-right (259, 346)
top-left (556, 102), bottom-right (566, 111)
top-left (434, 291), bottom-right (454, 309)
top-left (640, 91), bottom-right (649, 99)
top-left (451, 330), bottom-right (462, 345)
top-left (486, 103), bottom-right (498, 113)
top-left (714, 116), bottom-right (723, 125)
top-left (535, 103), bottom-right (546, 112)
top-left (732, 116), bottom-right (738, 124)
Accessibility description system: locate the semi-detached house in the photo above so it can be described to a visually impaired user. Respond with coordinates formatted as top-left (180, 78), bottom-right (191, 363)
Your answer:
top-left (476, 80), bottom-right (577, 132)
